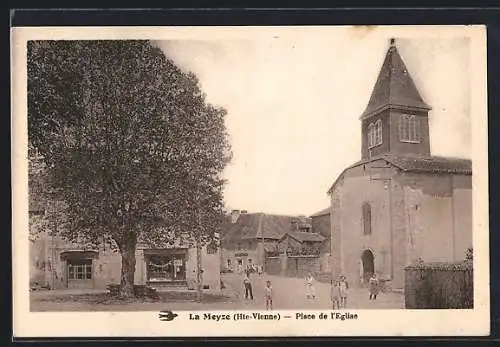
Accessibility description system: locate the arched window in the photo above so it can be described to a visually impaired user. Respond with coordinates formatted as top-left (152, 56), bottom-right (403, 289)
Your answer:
top-left (368, 120), bottom-right (383, 148)
top-left (362, 202), bottom-right (372, 235)
top-left (400, 114), bottom-right (419, 142)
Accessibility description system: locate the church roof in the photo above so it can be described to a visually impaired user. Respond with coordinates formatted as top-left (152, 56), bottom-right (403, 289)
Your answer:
top-left (310, 207), bottom-right (330, 217)
top-left (361, 39), bottom-right (431, 120)
top-left (327, 154), bottom-right (472, 194)
top-left (222, 213), bottom-right (298, 241)
top-left (374, 154), bottom-right (472, 175)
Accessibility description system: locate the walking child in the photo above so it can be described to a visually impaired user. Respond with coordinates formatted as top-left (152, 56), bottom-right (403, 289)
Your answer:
top-left (265, 280), bottom-right (273, 310)
top-left (330, 278), bottom-right (341, 310)
top-left (368, 273), bottom-right (380, 300)
top-left (243, 271), bottom-right (254, 300)
top-left (305, 272), bottom-right (316, 299)
top-left (338, 275), bottom-right (349, 308)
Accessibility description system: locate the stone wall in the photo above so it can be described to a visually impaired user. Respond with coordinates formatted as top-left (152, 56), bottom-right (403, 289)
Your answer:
top-left (264, 255), bottom-right (321, 278)
top-left (264, 257), bottom-right (281, 275)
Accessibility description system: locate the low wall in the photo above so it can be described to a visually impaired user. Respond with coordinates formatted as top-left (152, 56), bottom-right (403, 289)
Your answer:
top-left (265, 257), bottom-right (282, 275)
top-left (405, 261), bottom-right (473, 309)
top-left (264, 255), bottom-right (321, 278)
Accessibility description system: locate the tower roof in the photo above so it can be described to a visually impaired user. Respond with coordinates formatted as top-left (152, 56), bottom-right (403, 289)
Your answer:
top-left (360, 39), bottom-right (431, 120)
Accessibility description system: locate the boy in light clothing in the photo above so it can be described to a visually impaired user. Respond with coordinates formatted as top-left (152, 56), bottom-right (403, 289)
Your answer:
top-left (338, 275), bottom-right (349, 308)
top-left (265, 280), bottom-right (273, 310)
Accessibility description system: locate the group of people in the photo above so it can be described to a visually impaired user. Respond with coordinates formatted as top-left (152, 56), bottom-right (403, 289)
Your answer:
top-left (241, 270), bottom-right (381, 311)
top-left (243, 270), bottom-right (273, 310)
top-left (330, 275), bottom-right (350, 309)
top-left (237, 263), bottom-right (264, 276)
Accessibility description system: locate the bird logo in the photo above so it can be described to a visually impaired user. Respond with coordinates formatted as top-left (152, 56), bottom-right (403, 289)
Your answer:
top-left (159, 310), bottom-right (178, 321)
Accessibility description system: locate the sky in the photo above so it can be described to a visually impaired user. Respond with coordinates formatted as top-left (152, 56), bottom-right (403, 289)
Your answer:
top-left (155, 32), bottom-right (471, 216)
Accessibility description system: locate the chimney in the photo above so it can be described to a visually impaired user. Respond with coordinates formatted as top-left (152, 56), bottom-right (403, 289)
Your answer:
top-left (231, 209), bottom-right (240, 223)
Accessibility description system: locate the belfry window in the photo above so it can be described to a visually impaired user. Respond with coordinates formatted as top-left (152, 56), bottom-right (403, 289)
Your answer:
top-left (368, 119), bottom-right (383, 148)
top-left (400, 114), bottom-right (419, 143)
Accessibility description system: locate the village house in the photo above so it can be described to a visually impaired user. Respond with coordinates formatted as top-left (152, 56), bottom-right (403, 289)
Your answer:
top-left (327, 39), bottom-right (472, 290)
top-left (221, 210), bottom-right (314, 272)
top-left (29, 197), bottom-right (221, 293)
top-left (222, 210), bottom-right (331, 277)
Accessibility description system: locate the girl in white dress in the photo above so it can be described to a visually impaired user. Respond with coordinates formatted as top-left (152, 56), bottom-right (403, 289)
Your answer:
top-left (305, 272), bottom-right (316, 299)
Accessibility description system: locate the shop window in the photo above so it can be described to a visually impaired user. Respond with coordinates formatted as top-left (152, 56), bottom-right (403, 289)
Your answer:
top-left (146, 254), bottom-right (186, 282)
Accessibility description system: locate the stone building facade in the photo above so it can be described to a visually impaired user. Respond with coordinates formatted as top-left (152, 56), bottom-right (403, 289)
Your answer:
top-left (29, 200), bottom-right (221, 293)
top-left (310, 207), bottom-right (333, 273)
top-left (327, 39), bottom-right (472, 289)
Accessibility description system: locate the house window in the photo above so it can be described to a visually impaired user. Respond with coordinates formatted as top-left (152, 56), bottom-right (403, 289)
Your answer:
top-left (68, 259), bottom-right (93, 280)
top-left (400, 114), bottom-right (419, 143)
top-left (227, 259), bottom-right (231, 267)
top-left (362, 202), bottom-right (372, 235)
top-left (368, 120), bottom-right (383, 148)
top-left (237, 259), bottom-right (243, 265)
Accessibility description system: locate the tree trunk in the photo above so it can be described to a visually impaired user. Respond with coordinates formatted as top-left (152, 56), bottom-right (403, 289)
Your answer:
top-left (196, 241), bottom-right (203, 302)
top-left (119, 236), bottom-right (137, 299)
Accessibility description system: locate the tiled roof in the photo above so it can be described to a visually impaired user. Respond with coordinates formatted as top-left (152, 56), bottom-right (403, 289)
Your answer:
top-left (284, 231), bottom-right (326, 243)
top-left (310, 207), bottom-right (330, 217)
top-left (222, 213), bottom-right (298, 241)
top-left (328, 153), bottom-right (472, 194)
top-left (350, 154), bottom-right (472, 175)
top-left (361, 41), bottom-right (431, 120)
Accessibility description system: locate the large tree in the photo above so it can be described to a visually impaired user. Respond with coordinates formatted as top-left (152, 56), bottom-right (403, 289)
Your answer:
top-left (27, 40), bottom-right (232, 298)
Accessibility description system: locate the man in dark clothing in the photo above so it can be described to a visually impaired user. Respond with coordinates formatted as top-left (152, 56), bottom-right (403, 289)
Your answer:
top-left (243, 271), bottom-right (254, 300)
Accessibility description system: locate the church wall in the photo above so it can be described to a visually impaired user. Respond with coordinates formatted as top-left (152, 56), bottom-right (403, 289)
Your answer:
top-left (452, 181), bottom-right (473, 260)
top-left (395, 173), bottom-right (472, 265)
top-left (330, 186), bottom-right (343, 278)
top-left (332, 166), bottom-right (394, 287)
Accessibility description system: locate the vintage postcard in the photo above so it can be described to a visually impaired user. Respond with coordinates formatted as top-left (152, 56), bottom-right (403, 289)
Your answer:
top-left (12, 25), bottom-right (489, 337)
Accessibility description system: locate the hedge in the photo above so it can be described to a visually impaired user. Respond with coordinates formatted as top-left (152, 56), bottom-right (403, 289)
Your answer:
top-left (405, 260), bottom-right (473, 309)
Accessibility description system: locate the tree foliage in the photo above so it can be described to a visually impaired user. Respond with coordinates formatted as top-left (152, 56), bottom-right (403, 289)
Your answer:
top-left (28, 40), bottom-right (232, 296)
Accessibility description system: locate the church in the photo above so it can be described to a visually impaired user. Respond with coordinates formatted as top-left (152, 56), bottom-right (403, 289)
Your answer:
top-left (327, 39), bottom-right (472, 290)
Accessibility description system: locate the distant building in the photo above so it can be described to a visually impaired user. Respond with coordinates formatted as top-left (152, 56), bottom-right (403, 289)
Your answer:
top-left (310, 207), bottom-right (332, 273)
top-left (221, 210), bottom-right (310, 272)
top-left (327, 39), bottom-right (472, 289)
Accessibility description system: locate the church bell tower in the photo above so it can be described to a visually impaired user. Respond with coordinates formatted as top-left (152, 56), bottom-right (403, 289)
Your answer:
top-left (360, 38), bottom-right (432, 160)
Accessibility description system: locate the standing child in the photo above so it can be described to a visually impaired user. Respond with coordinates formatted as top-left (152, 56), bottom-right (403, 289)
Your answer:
top-left (368, 273), bottom-right (380, 300)
top-left (243, 271), bottom-right (254, 300)
top-left (305, 272), bottom-right (316, 299)
top-left (265, 280), bottom-right (273, 310)
top-left (330, 279), bottom-right (341, 310)
top-left (338, 275), bottom-right (349, 308)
